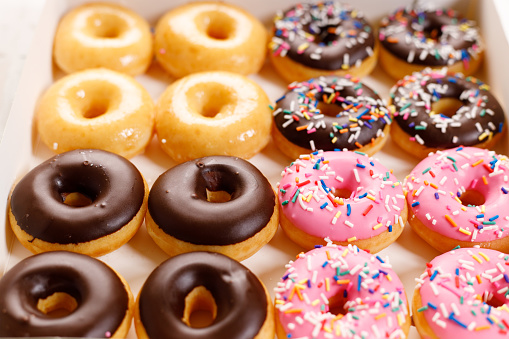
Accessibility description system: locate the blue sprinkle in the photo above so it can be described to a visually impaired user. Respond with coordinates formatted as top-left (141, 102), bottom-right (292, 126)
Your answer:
top-left (359, 193), bottom-right (367, 199)
top-left (343, 290), bottom-right (348, 298)
top-left (487, 316), bottom-right (494, 325)
top-left (434, 192), bottom-right (440, 200)
top-left (456, 147), bottom-right (463, 151)
top-left (504, 274), bottom-right (509, 283)
top-left (307, 279), bottom-right (312, 288)
top-left (489, 215), bottom-right (499, 221)
top-left (364, 122), bottom-right (373, 129)
top-left (379, 270), bottom-right (388, 275)
top-left (389, 225), bottom-right (393, 232)
top-left (320, 202), bottom-right (328, 209)
top-left (502, 187), bottom-right (508, 194)
top-left (449, 313), bottom-right (468, 328)
top-left (347, 204), bottom-right (352, 216)
top-left (476, 214), bottom-right (484, 218)
top-left (372, 272), bottom-right (380, 279)
top-left (356, 163), bottom-right (366, 168)
top-left (357, 276), bottom-right (362, 291)
top-left (370, 161), bottom-right (375, 166)
top-left (322, 261), bottom-right (328, 268)
top-left (500, 122), bottom-right (504, 133)
top-left (455, 268), bottom-right (460, 276)
top-left (369, 288), bottom-right (375, 294)
top-left (275, 95), bottom-right (286, 103)
top-left (409, 122), bottom-right (415, 128)
top-left (411, 201), bottom-right (420, 207)
top-left (430, 270), bottom-right (438, 281)
top-left (282, 273), bottom-right (290, 280)
top-left (376, 255), bottom-right (385, 263)
top-left (314, 244), bottom-right (323, 248)
top-left (488, 306), bottom-right (492, 314)
top-left (448, 77), bottom-right (457, 83)
top-left (428, 302), bottom-right (437, 310)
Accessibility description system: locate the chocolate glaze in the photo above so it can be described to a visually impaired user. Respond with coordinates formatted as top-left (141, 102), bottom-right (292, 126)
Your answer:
top-left (0, 251), bottom-right (129, 337)
top-left (274, 76), bottom-right (390, 151)
top-left (271, 1), bottom-right (375, 70)
top-left (379, 7), bottom-right (482, 66)
top-left (391, 70), bottom-right (505, 148)
top-left (138, 252), bottom-right (268, 339)
top-left (9, 149), bottom-right (145, 244)
top-left (148, 156), bottom-right (275, 245)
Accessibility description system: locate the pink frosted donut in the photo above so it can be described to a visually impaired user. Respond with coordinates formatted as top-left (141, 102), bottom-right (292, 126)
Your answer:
top-left (413, 247), bottom-right (509, 338)
top-left (277, 150), bottom-right (408, 253)
top-left (274, 243), bottom-right (411, 339)
top-left (405, 147), bottom-right (509, 253)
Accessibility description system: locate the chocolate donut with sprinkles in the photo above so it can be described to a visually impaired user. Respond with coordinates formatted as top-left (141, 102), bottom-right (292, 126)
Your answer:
top-left (379, 6), bottom-right (483, 80)
top-left (272, 76), bottom-right (392, 160)
top-left (274, 243), bottom-right (411, 339)
top-left (405, 147), bottom-right (509, 253)
top-left (269, 1), bottom-right (378, 83)
top-left (413, 247), bottom-right (509, 338)
top-left (390, 68), bottom-right (505, 159)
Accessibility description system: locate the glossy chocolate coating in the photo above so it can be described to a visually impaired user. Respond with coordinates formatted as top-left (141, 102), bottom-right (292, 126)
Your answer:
top-left (271, 1), bottom-right (375, 70)
top-left (379, 8), bottom-right (482, 66)
top-left (138, 251), bottom-right (268, 339)
top-left (274, 76), bottom-right (389, 151)
top-left (391, 71), bottom-right (505, 148)
top-left (0, 251), bottom-right (129, 337)
top-left (10, 149), bottom-right (145, 244)
top-left (148, 156), bottom-right (275, 245)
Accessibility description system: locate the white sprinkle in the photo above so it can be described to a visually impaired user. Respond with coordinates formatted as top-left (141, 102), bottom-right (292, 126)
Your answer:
top-left (344, 220), bottom-right (354, 228)
top-left (53, 142), bottom-right (58, 150)
top-left (353, 168), bottom-right (360, 183)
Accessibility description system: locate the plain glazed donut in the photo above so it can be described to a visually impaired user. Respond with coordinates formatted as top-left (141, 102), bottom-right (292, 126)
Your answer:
top-left (36, 68), bottom-right (154, 159)
top-left (272, 76), bottom-right (392, 160)
top-left (404, 147), bottom-right (509, 253)
top-left (379, 6), bottom-right (483, 80)
top-left (146, 156), bottom-right (278, 262)
top-left (0, 251), bottom-right (134, 338)
top-left (390, 68), bottom-right (505, 159)
top-left (155, 71), bottom-right (272, 163)
top-left (8, 149), bottom-right (148, 257)
top-left (274, 243), bottom-right (411, 339)
top-left (413, 247), bottom-right (509, 338)
top-left (154, 2), bottom-right (267, 78)
top-left (54, 2), bottom-right (152, 75)
top-left (277, 150), bottom-right (407, 253)
top-left (269, 1), bottom-right (378, 83)
top-left (135, 251), bottom-right (275, 339)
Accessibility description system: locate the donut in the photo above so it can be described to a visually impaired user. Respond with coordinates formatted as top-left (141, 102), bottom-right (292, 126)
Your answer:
top-left (155, 71), bottom-right (271, 163)
top-left (379, 6), bottom-right (483, 80)
top-left (8, 149), bottom-right (148, 257)
top-left (404, 147), bottom-right (509, 253)
top-left (269, 1), bottom-right (378, 83)
top-left (413, 247), bottom-right (509, 338)
top-left (154, 2), bottom-right (267, 78)
top-left (277, 150), bottom-right (407, 253)
top-left (146, 155), bottom-right (278, 262)
top-left (390, 68), bottom-right (506, 159)
top-left (272, 76), bottom-right (392, 160)
top-left (135, 251), bottom-right (275, 339)
top-left (0, 251), bottom-right (134, 337)
top-left (53, 2), bottom-right (152, 75)
top-left (274, 243), bottom-right (411, 339)
top-left (36, 68), bottom-right (155, 159)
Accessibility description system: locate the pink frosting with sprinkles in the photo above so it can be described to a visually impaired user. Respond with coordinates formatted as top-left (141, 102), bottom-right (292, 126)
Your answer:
top-left (415, 247), bottom-right (509, 337)
top-left (405, 147), bottom-right (509, 243)
top-left (274, 244), bottom-right (408, 339)
top-left (277, 150), bottom-right (406, 242)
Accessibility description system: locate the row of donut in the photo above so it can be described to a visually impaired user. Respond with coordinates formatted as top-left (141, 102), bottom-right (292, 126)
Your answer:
top-left (53, 1), bottom-right (484, 83)
top-left (2, 242), bottom-right (508, 338)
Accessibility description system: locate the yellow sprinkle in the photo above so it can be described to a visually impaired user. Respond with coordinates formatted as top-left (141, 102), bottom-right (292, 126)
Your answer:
top-left (373, 223), bottom-right (383, 230)
top-left (479, 252), bottom-right (490, 262)
top-left (275, 299), bottom-right (285, 304)
top-left (327, 93), bottom-right (335, 104)
top-left (375, 313), bottom-right (387, 320)
top-left (366, 194), bottom-right (376, 201)
top-left (331, 136), bottom-right (338, 144)
top-left (311, 299), bottom-right (321, 306)
top-left (284, 308), bottom-right (303, 314)
top-left (335, 325), bottom-right (341, 336)
top-left (454, 196), bottom-right (463, 204)
top-left (475, 325), bottom-right (491, 331)
top-left (325, 278), bottom-right (330, 292)
top-left (459, 228), bottom-right (472, 236)
top-left (336, 279), bottom-right (350, 285)
top-left (386, 274), bottom-right (393, 282)
top-left (297, 43), bottom-right (309, 52)
top-left (347, 236), bottom-right (357, 242)
top-left (472, 159), bottom-right (484, 167)
top-left (478, 132), bottom-right (488, 141)
top-left (349, 117), bottom-right (358, 122)
top-left (489, 315), bottom-right (499, 324)
top-left (461, 206), bottom-right (467, 211)
top-left (482, 205), bottom-right (486, 213)
top-left (445, 214), bottom-right (457, 227)
top-left (339, 198), bottom-right (344, 205)
top-left (333, 314), bottom-right (344, 321)
top-left (476, 275), bottom-right (482, 284)
top-left (303, 112), bottom-right (311, 120)
top-left (342, 249), bottom-right (349, 257)
top-left (397, 313), bottom-right (405, 326)
top-left (499, 304), bottom-right (509, 313)
top-left (323, 325), bottom-right (332, 333)
top-left (472, 254), bottom-right (482, 264)
top-left (334, 211), bottom-right (341, 219)
top-left (482, 176), bottom-right (488, 185)
top-left (341, 64), bottom-right (349, 70)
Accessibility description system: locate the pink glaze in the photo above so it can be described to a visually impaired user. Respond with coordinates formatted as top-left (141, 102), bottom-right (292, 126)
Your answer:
top-left (274, 244), bottom-right (409, 338)
top-left (415, 247), bottom-right (509, 337)
top-left (405, 147), bottom-right (509, 244)
top-left (277, 150), bottom-right (406, 243)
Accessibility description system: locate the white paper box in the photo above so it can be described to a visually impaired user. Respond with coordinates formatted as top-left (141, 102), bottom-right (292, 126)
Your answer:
top-left (1, 0), bottom-right (508, 338)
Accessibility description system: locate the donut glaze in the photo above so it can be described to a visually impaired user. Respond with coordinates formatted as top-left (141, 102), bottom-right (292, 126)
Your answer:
top-left (270, 2), bottom-right (376, 71)
top-left (273, 76), bottom-right (391, 158)
top-left (274, 244), bottom-right (410, 339)
top-left (0, 251), bottom-right (131, 337)
top-left (136, 252), bottom-right (271, 339)
top-left (9, 149), bottom-right (146, 255)
top-left (390, 69), bottom-right (505, 153)
top-left (277, 150), bottom-right (407, 252)
top-left (405, 147), bottom-right (509, 252)
top-left (379, 7), bottom-right (482, 68)
top-left (148, 156), bottom-right (275, 246)
top-left (414, 248), bottom-right (509, 338)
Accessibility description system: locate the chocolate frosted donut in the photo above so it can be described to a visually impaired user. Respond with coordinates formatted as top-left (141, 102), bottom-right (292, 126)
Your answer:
top-left (0, 251), bottom-right (133, 338)
top-left (379, 6), bottom-right (483, 79)
top-left (8, 149), bottom-right (148, 257)
top-left (390, 68), bottom-right (506, 158)
top-left (135, 251), bottom-right (274, 339)
top-left (272, 76), bottom-right (391, 160)
top-left (269, 1), bottom-right (378, 82)
top-left (146, 155), bottom-right (278, 261)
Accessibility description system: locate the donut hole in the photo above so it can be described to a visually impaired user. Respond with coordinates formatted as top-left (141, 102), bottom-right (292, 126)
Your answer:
top-left (458, 189), bottom-right (485, 207)
top-left (313, 24), bottom-right (341, 45)
top-left (182, 286), bottom-right (217, 328)
top-left (206, 189), bottom-right (232, 203)
top-left (331, 188), bottom-right (353, 200)
top-left (327, 293), bottom-right (348, 316)
top-left (186, 83), bottom-right (236, 118)
top-left (87, 13), bottom-right (127, 39)
top-left (36, 292), bottom-right (78, 317)
top-left (61, 192), bottom-right (94, 207)
top-left (73, 81), bottom-right (121, 119)
top-left (82, 100), bottom-right (109, 119)
top-left (197, 11), bottom-right (236, 40)
top-left (316, 101), bottom-right (345, 117)
top-left (431, 97), bottom-right (464, 118)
